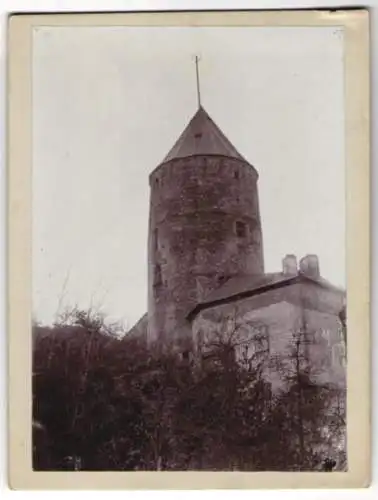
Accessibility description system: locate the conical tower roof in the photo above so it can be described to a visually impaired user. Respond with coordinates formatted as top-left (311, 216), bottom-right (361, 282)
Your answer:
top-left (161, 106), bottom-right (246, 164)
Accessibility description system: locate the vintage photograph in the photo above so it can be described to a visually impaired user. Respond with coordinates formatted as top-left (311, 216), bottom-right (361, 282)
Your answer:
top-left (30, 24), bottom-right (348, 472)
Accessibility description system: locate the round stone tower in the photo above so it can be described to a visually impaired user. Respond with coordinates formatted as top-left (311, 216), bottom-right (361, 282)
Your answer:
top-left (147, 106), bottom-right (264, 346)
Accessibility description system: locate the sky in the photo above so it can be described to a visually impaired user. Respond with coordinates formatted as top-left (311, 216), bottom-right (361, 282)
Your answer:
top-left (32, 26), bottom-right (345, 329)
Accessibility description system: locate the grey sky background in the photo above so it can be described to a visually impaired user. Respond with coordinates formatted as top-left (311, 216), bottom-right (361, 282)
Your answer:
top-left (32, 26), bottom-right (345, 328)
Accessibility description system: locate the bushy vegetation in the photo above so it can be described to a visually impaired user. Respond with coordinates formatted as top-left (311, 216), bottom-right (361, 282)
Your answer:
top-left (32, 309), bottom-right (346, 471)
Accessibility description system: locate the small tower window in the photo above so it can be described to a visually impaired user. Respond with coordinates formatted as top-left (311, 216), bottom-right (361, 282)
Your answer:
top-left (153, 229), bottom-right (158, 252)
top-left (181, 350), bottom-right (190, 361)
top-left (235, 221), bottom-right (247, 238)
top-left (217, 274), bottom-right (227, 285)
top-left (154, 264), bottom-right (162, 286)
top-left (234, 170), bottom-right (239, 179)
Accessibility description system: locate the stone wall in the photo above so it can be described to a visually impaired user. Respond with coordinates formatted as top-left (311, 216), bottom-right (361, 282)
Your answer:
top-left (147, 155), bottom-right (264, 344)
top-left (192, 280), bottom-right (346, 392)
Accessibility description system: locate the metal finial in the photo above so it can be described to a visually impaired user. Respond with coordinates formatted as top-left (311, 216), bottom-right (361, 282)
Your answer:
top-left (194, 55), bottom-right (201, 108)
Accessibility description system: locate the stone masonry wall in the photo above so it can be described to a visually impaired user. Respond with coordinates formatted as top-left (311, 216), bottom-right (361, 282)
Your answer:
top-left (147, 155), bottom-right (264, 344)
top-left (192, 281), bottom-right (346, 392)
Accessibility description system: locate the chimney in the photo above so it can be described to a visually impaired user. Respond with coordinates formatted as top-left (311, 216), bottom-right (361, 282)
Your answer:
top-left (299, 254), bottom-right (320, 279)
top-left (282, 254), bottom-right (298, 276)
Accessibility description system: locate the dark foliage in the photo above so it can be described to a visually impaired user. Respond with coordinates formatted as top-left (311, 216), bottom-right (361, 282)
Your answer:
top-left (32, 310), bottom-right (346, 471)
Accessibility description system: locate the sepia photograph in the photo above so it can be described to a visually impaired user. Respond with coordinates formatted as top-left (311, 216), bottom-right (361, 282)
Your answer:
top-left (7, 9), bottom-right (370, 489)
top-left (31, 23), bottom-right (347, 473)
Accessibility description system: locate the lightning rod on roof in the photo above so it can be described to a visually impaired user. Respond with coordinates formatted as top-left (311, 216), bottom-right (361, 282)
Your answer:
top-left (194, 54), bottom-right (201, 108)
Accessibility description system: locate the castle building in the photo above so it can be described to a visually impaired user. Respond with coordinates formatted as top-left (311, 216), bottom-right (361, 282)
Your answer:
top-left (129, 103), bottom-right (346, 392)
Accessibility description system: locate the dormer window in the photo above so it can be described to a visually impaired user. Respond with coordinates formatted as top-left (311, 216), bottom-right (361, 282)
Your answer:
top-left (235, 221), bottom-right (247, 238)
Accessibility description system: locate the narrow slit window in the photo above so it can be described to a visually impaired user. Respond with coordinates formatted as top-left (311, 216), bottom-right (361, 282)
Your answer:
top-left (154, 264), bottom-right (162, 286)
top-left (153, 229), bottom-right (158, 252)
top-left (235, 221), bottom-right (247, 238)
top-left (181, 350), bottom-right (190, 361)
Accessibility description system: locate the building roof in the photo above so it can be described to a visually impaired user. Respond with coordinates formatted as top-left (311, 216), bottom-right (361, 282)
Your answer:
top-left (127, 312), bottom-right (148, 339)
top-left (187, 272), bottom-right (345, 320)
top-left (161, 106), bottom-right (247, 164)
top-left (202, 273), bottom-right (291, 303)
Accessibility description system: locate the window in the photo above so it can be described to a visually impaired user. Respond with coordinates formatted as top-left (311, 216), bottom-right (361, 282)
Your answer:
top-left (332, 344), bottom-right (345, 367)
top-left (154, 264), bottom-right (162, 286)
top-left (181, 350), bottom-right (190, 361)
top-left (234, 170), bottom-right (239, 179)
top-left (240, 344), bottom-right (249, 359)
top-left (264, 382), bottom-right (272, 401)
top-left (235, 221), bottom-right (247, 238)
